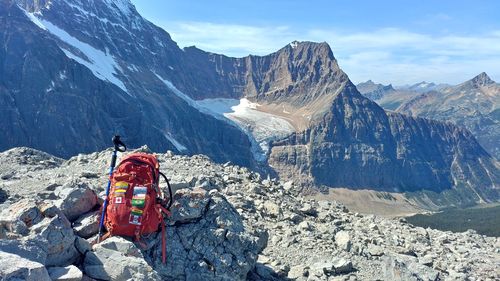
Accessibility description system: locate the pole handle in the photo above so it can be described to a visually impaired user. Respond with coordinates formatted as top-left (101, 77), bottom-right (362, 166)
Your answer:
top-left (112, 135), bottom-right (127, 152)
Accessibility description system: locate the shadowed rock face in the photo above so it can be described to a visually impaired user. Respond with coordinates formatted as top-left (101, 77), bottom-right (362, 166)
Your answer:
top-left (397, 73), bottom-right (500, 160)
top-left (269, 81), bottom-right (500, 199)
top-left (0, 0), bottom-right (254, 167)
top-left (1, 0), bottom-right (499, 203)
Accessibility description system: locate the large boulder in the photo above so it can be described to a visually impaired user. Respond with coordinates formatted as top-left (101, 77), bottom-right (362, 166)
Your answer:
top-left (0, 251), bottom-right (51, 281)
top-left (84, 237), bottom-right (161, 281)
top-left (0, 199), bottom-right (79, 266)
top-left (152, 190), bottom-right (267, 281)
top-left (55, 180), bottom-right (98, 221)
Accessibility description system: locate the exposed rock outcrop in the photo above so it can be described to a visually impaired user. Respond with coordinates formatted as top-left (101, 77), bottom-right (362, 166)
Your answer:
top-left (1, 147), bottom-right (498, 281)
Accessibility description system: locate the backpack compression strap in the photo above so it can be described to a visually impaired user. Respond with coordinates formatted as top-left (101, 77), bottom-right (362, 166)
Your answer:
top-left (159, 172), bottom-right (173, 210)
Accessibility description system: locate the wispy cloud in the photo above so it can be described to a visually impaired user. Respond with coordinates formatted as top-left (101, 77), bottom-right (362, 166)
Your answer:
top-left (166, 22), bottom-right (296, 56)
top-left (158, 21), bottom-right (500, 85)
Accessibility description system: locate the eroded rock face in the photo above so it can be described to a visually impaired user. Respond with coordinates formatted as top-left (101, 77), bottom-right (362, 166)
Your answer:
top-left (153, 190), bottom-right (267, 281)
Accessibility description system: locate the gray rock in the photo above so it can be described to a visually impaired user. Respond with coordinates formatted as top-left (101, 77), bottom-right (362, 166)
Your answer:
top-left (73, 211), bottom-right (100, 239)
top-left (0, 238), bottom-right (48, 264)
top-left (152, 193), bottom-right (266, 281)
top-left (0, 199), bottom-right (43, 236)
top-left (0, 199), bottom-right (78, 266)
top-left (288, 265), bottom-right (309, 279)
top-left (74, 236), bottom-right (92, 256)
top-left (309, 261), bottom-right (335, 277)
top-left (169, 187), bottom-right (210, 224)
top-left (332, 258), bottom-right (353, 274)
top-left (48, 265), bottom-right (83, 281)
top-left (84, 237), bottom-right (160, 281)
top-left (367, 244), bottom-right (384, 256)
top-left (55, 181), bottom-right (98, 221)
top-left (335, 231), bottom-right (351, 251)
top-left (383, 254), bottom-right (440, 281)
top-left (0, 251), bottom-right (51, 281)
top-left (299, 203), bottom-right (317, 216)
top-left (263, 201), bottom-right (281, 217)
top-left (29, 212), bottom-right (80, 266)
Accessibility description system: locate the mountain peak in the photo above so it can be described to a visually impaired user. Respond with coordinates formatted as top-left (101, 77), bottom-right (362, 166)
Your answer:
top-left (470, 72), bottom-right (495, 86)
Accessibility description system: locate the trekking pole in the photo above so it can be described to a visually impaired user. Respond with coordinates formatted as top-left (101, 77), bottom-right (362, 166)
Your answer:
top-left (97, 135), bottom-right (126, 243)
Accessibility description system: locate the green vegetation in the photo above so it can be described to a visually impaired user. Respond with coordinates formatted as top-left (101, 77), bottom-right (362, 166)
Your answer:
top-left (406, 205), bottom-right (500, 237)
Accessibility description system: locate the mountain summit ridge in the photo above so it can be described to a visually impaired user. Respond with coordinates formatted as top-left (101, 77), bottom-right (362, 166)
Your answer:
top-left (1, 0), bottom-right (499, 206)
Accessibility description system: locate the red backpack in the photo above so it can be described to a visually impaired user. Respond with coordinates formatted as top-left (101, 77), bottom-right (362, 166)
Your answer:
top-left (103, 152), bottom-right (172, 263)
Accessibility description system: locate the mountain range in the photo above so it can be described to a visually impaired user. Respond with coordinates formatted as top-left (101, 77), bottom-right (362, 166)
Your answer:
top-left (358, 73), bottom-right (500, 161)
top-left (1, 0), bottom-right (499, 208)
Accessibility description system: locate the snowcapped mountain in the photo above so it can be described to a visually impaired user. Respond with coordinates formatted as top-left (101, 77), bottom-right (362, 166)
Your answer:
top-left (398, 72), bottom-right (500, 159)
top-left (1, 0), bottom-right (499, 207)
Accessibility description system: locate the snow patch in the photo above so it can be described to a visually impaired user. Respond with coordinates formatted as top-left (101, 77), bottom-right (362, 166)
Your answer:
top-left (23, 10), bottom-right (46, 30)
top-left (38, 18), bottom-right (128, 94)
top-left (59, 72), bottom-right (67, 80)
top-left (164, 133), bottom-right (187, 152)
top-left (196, 98), bottom-right (295, 161)
top-left (290, 41), bottom-right (299, 48)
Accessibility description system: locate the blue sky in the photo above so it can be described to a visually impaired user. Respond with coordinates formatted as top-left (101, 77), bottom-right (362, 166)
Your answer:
top-left (130, 0), bottom-right (500, 85)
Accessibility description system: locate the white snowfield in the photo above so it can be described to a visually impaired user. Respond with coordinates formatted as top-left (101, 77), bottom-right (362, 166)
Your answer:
top-left (196, 98), bottom-right (295, 159)
top-left (23, 11), bottom-right (128, 94)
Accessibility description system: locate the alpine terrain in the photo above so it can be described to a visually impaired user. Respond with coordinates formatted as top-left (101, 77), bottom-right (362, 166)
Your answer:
top-left (397, 73), bottom-right (500, 160)
top-left (0, 0), bottom-right (499, 208)
top-left (0, 147), bottom-right (499, 280)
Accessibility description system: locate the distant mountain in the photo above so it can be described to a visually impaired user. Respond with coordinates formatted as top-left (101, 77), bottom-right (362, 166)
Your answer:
top-left (356, 80), bottom-right (395, 100)
top-left (1, 0), bottom-right (499, 207)
top-left (398, 72), bottom-right (500, 160)
top-left (397, 81), bottom-right (449, 93)
top-left (356, 81), bottom-right (418, 110)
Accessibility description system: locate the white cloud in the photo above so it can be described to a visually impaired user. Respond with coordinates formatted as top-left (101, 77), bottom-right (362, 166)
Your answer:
top-left (164, 22), bottom-right (296, 57)
top-left (157, 21), bottom-right (500, 85)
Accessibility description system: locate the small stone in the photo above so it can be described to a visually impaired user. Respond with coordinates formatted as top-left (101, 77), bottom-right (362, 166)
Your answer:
top-left (288, 265), bottom-right (308, 279)
top-left (299, 203), bottom-right (317, 216)
top-left (263, 201), bottom-right (281, 217)
top-left (333, 258), bottom-right (353, 274)
top-left (335, 231), bottom-right (351, 251)
top-left (298, 221), bottom-right (312, 231)
top-left (367, 244), bottom-right (384, 256)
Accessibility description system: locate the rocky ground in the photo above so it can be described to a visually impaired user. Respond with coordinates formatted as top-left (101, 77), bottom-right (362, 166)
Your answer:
top-left (0, 147), bottom-right (499, 281)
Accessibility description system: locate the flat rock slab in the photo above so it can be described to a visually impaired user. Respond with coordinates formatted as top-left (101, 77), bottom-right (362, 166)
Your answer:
top-left (48, 265), bottom-right (83, 281)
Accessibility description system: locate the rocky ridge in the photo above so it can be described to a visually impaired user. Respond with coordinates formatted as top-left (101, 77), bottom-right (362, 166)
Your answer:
top-left (397, 73), bottom-right (500, 159)
top-left (0, 147), bottom-right (499, 280)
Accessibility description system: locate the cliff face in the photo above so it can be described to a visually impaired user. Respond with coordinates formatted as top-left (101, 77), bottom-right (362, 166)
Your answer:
top-left (397, 73), bottom-right (500, 160)
top-left (1, 0), bottom-right (499, 204)
top-left (269, 80), bottom-right (499, 202)
top-left (1, 0), bottom-right (255, 167)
